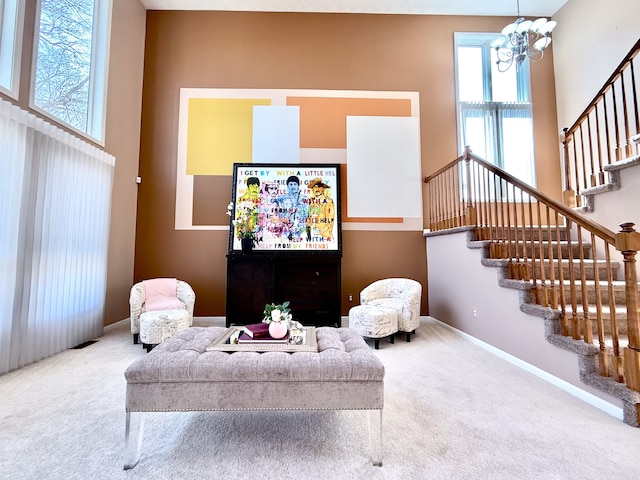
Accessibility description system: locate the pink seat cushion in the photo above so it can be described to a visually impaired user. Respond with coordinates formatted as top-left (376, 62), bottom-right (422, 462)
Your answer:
top-left (143, 278), bottom-right (183, 311)
top-left (145, 295), bottom-right (184, 311)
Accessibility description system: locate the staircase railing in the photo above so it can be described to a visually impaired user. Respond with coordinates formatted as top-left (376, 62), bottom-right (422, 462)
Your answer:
top-left (561, 39), bottom-right (640, 208)
top-left (424, 147), bottom-right (640, 400)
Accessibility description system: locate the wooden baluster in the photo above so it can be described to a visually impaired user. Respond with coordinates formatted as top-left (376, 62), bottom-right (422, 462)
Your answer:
top-left (555, 213), bottom-right (568, 336)
top-left (432, 177), bottom-right (438, 230)
top-left (619, 67), bottom-right (633, 158)
top-left (586, 115), bottom-right (597, 187)
top-left (578, 124), bottom-right (588, 194)
top-left (590, 232), bottom-right (606, 375)
top-left (528, 195), bottom-right (538, 304)
top-left (444, 168), bottom-right (451, 228)
top-left (546, 206), bottom-right (558, 309)
top-left (453, 165), bottom-right (460, 227)
top-left (444, 168), bottom-right (451, 229)
top-left (572, 140), bottom-right (581, 207)
top-left (565, 220), bottom-right (580, 339)
top-left (451, 166), bottom-right (457, 227)
top-left (602, 93), bottom-right (613, 167)
top-left (536, 199), bottom-right (548, 306)
top-left (463, 150), bottom-right (476, 227)
top-left (454, 165), bottom-right (460, 227)
top-left (594, 105), bottom-right (605, 184)
top-left (485, 166), bottom-right (494, 241)
top-left (473, 163), bottom-right (481, 238)
top-left (612, 82), bottom-right (623, 161)
top-left (439, 170), bottom-right (445, 229)
top-left (438, 174), bottom-right (444, 231)
top-left (520, 189), bottom-right (530, 280)
top-left (630, 58), bottom-right (639, 155)
top-left (472, 160), bottom-right (480, 228)
top-left (491, 170), bottom-right (500, 257)
top-left (505, 181), bottom-right (514, 276)
top-left (499, 176), bottom-right (507, 257)
top-left (615, 223), bottom-right (640, 394)
top-left (437, 170), bottom-right (442, 229)
top-left (605, 245), bottom-right (623, 382)
top-left (577, 227), bottom-right (593, 343)
top-left (428, 179), bottom-right (434, 231)
top-left (561, 128), bottom-right (576, 208)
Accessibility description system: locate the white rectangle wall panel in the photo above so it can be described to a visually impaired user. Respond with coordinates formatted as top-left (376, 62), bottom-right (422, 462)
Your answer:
top-left (346, 116), bottom-right (421, 218)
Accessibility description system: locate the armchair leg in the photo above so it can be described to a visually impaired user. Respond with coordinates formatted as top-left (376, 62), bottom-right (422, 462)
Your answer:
top-left (405, 332), bottom-right (411, 342)
top-left (133, 334), bottom-right (139, 345)
top-left (374, 339), bottom-right (380, 349)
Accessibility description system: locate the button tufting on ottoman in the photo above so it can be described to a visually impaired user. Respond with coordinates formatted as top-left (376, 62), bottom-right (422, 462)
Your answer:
top-left (139, 309), bottom-right (190, 351)
top-left (349, 304), bottom-right (398, 349)
top-left (123, 326), bottom-right (385, 469)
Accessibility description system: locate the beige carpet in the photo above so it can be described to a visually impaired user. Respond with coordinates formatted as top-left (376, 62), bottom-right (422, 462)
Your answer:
top-left (1, 317), bottom-right (639, 480)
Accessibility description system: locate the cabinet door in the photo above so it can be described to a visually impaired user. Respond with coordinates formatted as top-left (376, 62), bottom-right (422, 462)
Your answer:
top-left (226, 258), bottom-right (272, 326)
top-left (275, 260), bottom-right (340, 327)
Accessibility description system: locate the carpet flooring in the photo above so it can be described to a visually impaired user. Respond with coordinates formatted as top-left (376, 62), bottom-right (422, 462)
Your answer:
top-left (1, 317), bottom-right (639, 480)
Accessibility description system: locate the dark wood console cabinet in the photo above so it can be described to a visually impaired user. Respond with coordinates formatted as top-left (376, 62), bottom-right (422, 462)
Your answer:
top-left (226, 253), bottom-right (341, 327)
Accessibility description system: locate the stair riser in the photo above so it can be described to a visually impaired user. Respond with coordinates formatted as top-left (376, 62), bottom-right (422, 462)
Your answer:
top-left (528, 263), bottom-right (619, 282)
top-left (561, 285), bottom-right (626, 305)
top-left (499, 243), bottom-right (589, 260)
top-left (564, 314), bottom-right (628, 337)
top-left (479, 227), bottom-right (567, 242)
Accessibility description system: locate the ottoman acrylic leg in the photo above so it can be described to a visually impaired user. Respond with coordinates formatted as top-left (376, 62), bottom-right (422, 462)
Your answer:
top-left (367, 409), bottom-right (383, 466)
top-left (123, 412), bottom-right (145, 470)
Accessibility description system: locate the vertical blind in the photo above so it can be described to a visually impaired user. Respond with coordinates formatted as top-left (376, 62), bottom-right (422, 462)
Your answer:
top-left (460, 101), bottom-right (535, 186)
top-left (0, 98), bottom-right (114, 374)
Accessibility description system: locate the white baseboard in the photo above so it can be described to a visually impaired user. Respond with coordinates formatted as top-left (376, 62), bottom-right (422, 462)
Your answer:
top-left (429, 316), bottom-right (624, 421)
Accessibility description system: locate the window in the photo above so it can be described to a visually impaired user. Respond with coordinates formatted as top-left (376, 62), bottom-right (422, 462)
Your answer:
top-left (32, 0), bottom-right (111, 143)
top-left (0, 0), bottom-right (23, 97)
top-left (454, 32), bottom-right (536, 186)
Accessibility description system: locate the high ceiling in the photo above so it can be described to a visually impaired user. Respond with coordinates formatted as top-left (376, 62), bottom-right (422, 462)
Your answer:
top-left (139, 0), bottom-right (568, 17)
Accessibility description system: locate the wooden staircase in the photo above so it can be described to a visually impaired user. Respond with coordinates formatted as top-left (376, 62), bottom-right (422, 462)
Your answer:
top-left (467, 221), bottom-right (640, 425)
top-left (424, 149), bottom-right (640, 426)
top-left (424, 39), bottom-right (640, 425)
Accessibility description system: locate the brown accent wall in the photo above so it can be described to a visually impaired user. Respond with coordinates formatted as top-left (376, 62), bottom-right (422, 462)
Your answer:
top-left (137, 11), bottom-right (561, 316)
top-left (103, 0), bottom-right (147, 325)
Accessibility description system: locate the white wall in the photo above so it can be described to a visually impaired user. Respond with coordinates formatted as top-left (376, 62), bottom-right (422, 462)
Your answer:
top-left (583, 165), bottom-right (640, 232)
top-left (552, 0), bottom-right (640, 130)
top-left (426, 230), bottom-right (620, 408)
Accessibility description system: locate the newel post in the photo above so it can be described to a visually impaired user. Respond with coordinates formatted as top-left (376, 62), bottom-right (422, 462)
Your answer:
top-left (560, 128), bottom-right (577, 208)
top-left (463, 146), bottom-right (476, 226)
top-left (615, 222), bottom-right (640, 392)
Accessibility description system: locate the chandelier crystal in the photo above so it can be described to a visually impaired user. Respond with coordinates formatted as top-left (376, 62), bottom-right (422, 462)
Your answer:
top-left (490, 0), bottom-right (557, 72)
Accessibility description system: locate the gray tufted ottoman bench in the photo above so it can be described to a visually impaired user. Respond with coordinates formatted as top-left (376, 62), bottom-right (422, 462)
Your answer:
top-left (123, 326), bottom-right (385, 469)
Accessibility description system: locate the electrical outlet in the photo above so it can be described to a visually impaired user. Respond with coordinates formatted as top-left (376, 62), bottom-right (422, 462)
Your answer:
top-left (473, 307), bottom-right (478, 318)
top-left (348, 294), bottom-right (353, 302)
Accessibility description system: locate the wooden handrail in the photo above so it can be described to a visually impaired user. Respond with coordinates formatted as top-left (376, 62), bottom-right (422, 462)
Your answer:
top-left (565, 38), bottom-right (640, 137)
top-left (561, 40), bottom-right (640, 207)
top-left (424, 148), bottom-right (617, 245)
top-left (423, 153), bottom-right (465, 182)
top-left (424, 150), bottom-right (640, 422)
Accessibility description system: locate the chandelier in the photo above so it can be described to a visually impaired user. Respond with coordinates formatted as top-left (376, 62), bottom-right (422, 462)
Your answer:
top-left (491, 0), bottom-right (557, 72)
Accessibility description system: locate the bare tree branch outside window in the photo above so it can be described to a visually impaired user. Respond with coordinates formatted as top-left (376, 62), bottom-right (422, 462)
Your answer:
top-left (34, 0), bottom-right (94, 132)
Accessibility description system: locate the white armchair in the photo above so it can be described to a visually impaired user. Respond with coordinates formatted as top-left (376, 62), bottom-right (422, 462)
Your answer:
top-left (360, 278), bottom-right (422, 342)
top-left (129, 278), bottom-right (195, 344)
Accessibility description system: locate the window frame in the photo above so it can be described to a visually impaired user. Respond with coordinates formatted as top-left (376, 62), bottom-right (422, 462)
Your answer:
top-left (0, 0), bottom-right (25, 99)
top-left (29, 0), bottom-right (112, 145)
top-left (454, 32), bottom-right (536, 187)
